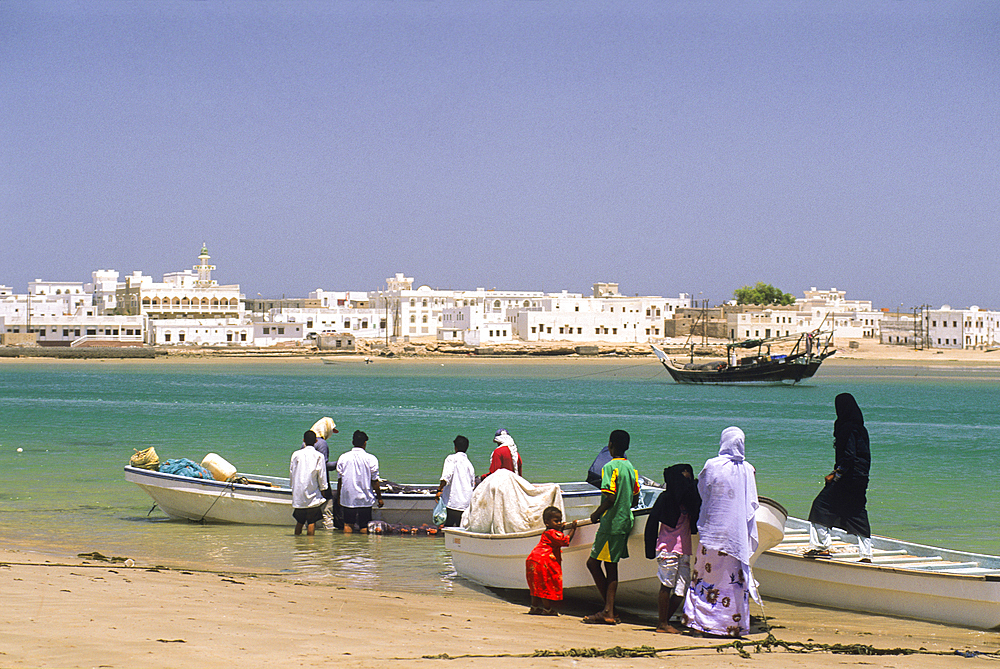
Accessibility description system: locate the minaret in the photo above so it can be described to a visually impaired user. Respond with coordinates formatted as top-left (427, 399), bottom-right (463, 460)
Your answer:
top-left (194, 243), bottom-right (216, 288)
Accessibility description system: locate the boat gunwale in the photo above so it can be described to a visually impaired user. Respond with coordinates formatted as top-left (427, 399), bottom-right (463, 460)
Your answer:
top-left (757, 495), bottom-right (788, 518)
top-left (125, 466), bottom-right (289, 494)
top-left (445, 497), bottom-right (785, 542)
top-left (761, 547), bottom-right (1000, 583)
top-left (444, 507), bottom-right (652, 541)
top-left (768, 516), bottom-right (1000, 580)
top-left (125, 466), bottom-right (606, 501)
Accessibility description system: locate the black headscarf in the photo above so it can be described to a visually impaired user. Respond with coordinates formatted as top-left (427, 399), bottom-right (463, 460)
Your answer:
top-left (834, 392), bottom-right (864, 442)
top-left (644, 463), bottom-right (701, 559)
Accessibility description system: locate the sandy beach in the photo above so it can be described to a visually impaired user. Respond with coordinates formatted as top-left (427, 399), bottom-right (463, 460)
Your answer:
top-left (5, 335), bottom-right (1000, 368)
top-left (1, 547), bottom-right (997, 669)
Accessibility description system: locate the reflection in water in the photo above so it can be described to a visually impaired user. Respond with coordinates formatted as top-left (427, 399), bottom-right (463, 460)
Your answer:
top-left (24, 510), bottom-right (461, 597)
top-left (117, 518), bottom-right (459, 595)
top-left (290, 532), bottom-right (458, 593)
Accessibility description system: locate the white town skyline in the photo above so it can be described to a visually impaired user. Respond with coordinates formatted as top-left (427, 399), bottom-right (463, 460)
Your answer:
top-left (3, 2), bottom-right (997, 309)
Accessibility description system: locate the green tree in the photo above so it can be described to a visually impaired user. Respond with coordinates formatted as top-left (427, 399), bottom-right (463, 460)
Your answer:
top-left (733, 282), bottom-right (796, 306)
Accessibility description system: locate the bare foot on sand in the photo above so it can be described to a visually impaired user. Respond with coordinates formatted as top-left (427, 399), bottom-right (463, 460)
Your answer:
top-left (655, 624), bottom-right (683, 634)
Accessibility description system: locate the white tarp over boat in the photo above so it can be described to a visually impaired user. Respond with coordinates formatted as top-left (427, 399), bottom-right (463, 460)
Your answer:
top-left (461, 469), bottom-right (563, 534)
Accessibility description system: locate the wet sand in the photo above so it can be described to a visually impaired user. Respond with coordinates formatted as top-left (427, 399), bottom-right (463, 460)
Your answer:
top-left (1, 548), bottom-right (997, 668)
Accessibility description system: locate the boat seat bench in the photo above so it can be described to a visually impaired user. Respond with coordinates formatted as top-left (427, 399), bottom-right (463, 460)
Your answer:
top-left (768, 541), bottom-right (998, 578)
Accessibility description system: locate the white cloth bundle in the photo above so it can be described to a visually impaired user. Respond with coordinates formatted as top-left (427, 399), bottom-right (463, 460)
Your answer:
top-left (310, 417), bottom-right (337, 439)
top-left (461, 469), bottom-right (563, 534)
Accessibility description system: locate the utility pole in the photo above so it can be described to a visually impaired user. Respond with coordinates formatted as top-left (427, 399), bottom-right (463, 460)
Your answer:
top-left (702, 298), bottom-right (709, 346)
top-left (382, 290), bottom-right (389, 346)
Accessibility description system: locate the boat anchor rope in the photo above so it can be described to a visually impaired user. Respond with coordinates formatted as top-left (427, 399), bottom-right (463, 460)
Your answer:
top-left (197, 481), bottom-right (236, 523)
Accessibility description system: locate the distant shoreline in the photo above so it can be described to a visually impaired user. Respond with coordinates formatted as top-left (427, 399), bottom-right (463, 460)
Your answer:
top-left (3, 339), bottom-right (1000, 369)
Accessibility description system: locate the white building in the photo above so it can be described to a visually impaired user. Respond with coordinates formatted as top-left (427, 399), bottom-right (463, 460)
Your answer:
top-left (924, 306), bottom-right (1000, 349)
top-left (89, 270), bottom-right (123, 313)
top-left (0, 283), bottom-right (142, 346)
top-left (728, 288), bottom-right (884, 341)
top-left (799, 287), bottom-right (873, 313)
top-left (253, 321), bottom-right (305, 347)
top-left (359, 273), bottom-right (547, 341)
top-left (728, 307), bottom-right (822, 340)
top-left (0, 313), bottom-right (144, 346)
top-left (513, 294), bottom-right (678, 344)
top-left (438, 304), bottom-right (514, 345)
top-left (306, 274), bottom-right (695, 346)
top-left (432, 279), bottom-right (692, 345)
top-left (310, 289), bottom-right (373, 310)
top-left (879, 314), bottom-right (919, 346)
top-left (116, 246), bottom-right (244, 324)
top-left (147, 318), bottom-right (252, 346)
top-left (278, 306), bottom-right (386, 340)
top-left (0, 246), bottom-right (257, 347)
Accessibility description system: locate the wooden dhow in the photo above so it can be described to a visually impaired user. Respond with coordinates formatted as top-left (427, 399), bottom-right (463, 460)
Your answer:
top-left (652, 329), bottom-right (835, 385)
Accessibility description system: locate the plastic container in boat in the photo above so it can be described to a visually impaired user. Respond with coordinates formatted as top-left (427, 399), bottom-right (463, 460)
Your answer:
top-left (201, 453), bottom-right (237, 482)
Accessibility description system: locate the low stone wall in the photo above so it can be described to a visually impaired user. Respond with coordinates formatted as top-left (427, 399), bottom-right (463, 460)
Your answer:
top-left (0, 347), bottom-right (157, 359)
top-left (0, 333), bottom-right (36, 346)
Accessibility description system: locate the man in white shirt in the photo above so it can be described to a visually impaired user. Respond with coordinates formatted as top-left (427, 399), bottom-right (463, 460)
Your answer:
top-left (336, 430), bottom-right (383, 533)
top-left (290, 430), bottom-right (332, 536)
top-left (435, 435), bottom-right (476, 527)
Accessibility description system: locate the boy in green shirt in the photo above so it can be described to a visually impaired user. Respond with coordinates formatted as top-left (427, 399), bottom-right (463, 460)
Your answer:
top-left (583, 429), bottom-right (639, 625)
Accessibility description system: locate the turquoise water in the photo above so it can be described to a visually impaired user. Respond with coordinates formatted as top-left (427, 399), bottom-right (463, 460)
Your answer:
top-left (2, 357), bottom-right (998, 595)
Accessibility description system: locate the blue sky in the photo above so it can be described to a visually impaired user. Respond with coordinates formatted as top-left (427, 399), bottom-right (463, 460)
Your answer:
top-left (2, 1), bottom-right (997, 308)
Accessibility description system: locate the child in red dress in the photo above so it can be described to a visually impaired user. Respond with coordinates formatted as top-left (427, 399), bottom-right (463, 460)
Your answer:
top-left (525, 506), bottom-right (578, 615)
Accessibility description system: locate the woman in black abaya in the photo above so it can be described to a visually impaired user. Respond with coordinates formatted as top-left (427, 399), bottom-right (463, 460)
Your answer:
top-left (804, 393), bottom-right (873, 562)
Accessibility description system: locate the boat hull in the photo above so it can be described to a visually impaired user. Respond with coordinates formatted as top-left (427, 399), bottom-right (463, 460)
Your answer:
top-left (125, 467), bottom-right (605, 526)
top-left (445, 508), bottom-right (660, 607)
top-left (666, 359), bottom-right (824, 384)
top-left (652, 344), bottom-right (833, 385)
top-left (444, 497), bottom-right (788, 611)
top-left (755, 517), bottom-right (1000, 630)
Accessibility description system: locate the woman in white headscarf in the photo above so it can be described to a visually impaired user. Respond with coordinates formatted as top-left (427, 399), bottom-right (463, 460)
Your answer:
top-left (488, 428), bottom-right (523, 477)
top-left (682, 426), bottom-right (759, 638)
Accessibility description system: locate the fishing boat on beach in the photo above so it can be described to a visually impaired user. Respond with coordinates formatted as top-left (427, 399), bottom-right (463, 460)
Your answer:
top-left (651, 329), bottom-right (835, 385)
top-left (124, 465), bottom-right (607, 526)
top-left (755, 516), bottom-right (1000, 630)
top-left (444, 496), bottom-right (788, 611)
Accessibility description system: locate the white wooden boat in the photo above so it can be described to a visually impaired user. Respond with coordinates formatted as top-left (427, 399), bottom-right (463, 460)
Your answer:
top-left (124, 466), bottom-right (605, 526)
top-left (754, 516), bottom-right (1000, 630)
top-left (444, 495), bottom-right (787, 611)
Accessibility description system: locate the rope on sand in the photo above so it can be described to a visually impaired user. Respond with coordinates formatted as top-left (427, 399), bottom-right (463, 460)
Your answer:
top-left (420, 635), bottom-right (1000, 661)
